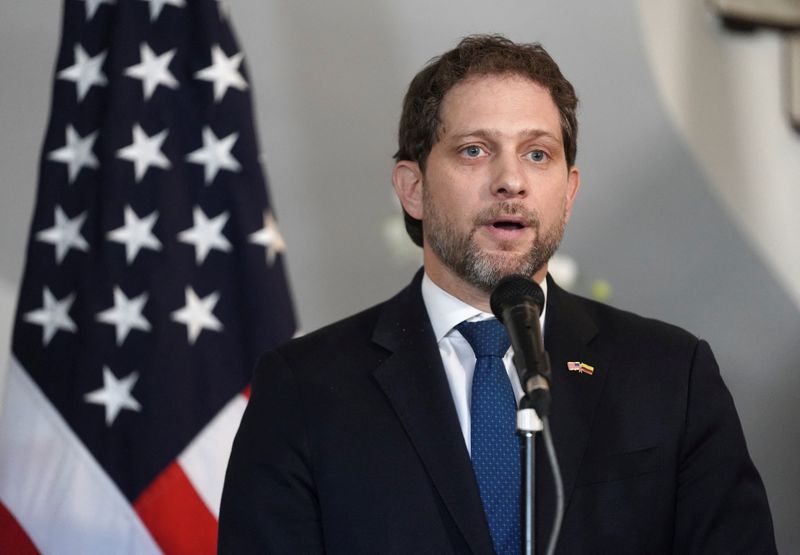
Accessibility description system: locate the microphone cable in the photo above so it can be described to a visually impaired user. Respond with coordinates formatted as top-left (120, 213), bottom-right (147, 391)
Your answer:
top-left (541, 416), bottom-right (564, 555)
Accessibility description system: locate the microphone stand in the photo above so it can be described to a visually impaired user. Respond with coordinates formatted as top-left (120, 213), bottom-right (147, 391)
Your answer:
top-left (512, 323), bottom-right (552, 555)
top-left (516, 370), bottom-right (563, 555)
top-left (517, 395), bottom-right (544, 555)
top-left (490, 275), bottom-right (563, 555)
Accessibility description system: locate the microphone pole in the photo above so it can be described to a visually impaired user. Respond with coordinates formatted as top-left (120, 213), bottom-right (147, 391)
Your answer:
top-left (490, 275), bottom-right (561, 555)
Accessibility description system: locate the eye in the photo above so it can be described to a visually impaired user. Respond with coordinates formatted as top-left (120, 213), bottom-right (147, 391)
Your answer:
top-left (527, 150), bottom-right (548, 162)
top-left (461, 145), bottom-right (486, 158)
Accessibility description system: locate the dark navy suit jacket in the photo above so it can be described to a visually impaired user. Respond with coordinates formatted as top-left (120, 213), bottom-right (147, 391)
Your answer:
top-left (218, 271), bottom-right (776, 554)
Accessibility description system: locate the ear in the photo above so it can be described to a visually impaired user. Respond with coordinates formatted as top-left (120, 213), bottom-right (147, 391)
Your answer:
top-left (392, 160), bottom-right (424, 220)
top-left (563, 165), bottom-right (581, 223)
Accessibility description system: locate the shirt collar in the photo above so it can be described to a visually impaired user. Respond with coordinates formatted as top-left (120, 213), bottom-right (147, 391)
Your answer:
top-left (421, 272), bottom-right (548, 342)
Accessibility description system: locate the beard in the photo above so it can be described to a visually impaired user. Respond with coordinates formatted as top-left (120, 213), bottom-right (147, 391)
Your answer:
top-left (423, 194), bottom-right (567, 294)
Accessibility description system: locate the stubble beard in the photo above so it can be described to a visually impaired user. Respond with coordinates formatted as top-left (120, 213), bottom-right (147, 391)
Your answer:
top-left (424, 193), bottom-right (567, 294)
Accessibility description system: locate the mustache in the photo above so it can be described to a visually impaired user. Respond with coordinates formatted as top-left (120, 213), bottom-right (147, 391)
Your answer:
top-left (473, 201), bottom-right (541, 227)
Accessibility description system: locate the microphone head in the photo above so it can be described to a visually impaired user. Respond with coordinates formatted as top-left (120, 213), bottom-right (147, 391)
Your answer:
top-left (490, 274), bottom-right (545, 321)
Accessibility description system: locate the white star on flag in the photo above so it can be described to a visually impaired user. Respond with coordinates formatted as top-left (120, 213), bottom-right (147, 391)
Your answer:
top-left (96, 286), bottom-right (152, 345)
top-left (186, 126), bottom-right (241, 185)
top-left (47, 125), bottom-right (100, 184)
top-left (178, 207), bottom-right (232, 264)
top-left (124, 43), bottom-right (179, 100)
top-left (249, 211), bottom-right (286, 266)
top-left (23, 287), bottom-right (77, 346)
top-left (116, 123), bottom-right (171, 182)
top-left (36, 206), bottom-right (90, 264)
top-left (84, 366), bottom-right (142, 426)
top-left (194, 44), bottom-right (247, 103)
top-left (57, 44), bottom-right (108, 101)
top-left (79, 0), bottom-right (115, 20)
top-left (171, 287), bottom-right (224, 345)
top-left (107, 206), bottom-right (162, 264)
top-left (139, 0), bottom-right (185, 22)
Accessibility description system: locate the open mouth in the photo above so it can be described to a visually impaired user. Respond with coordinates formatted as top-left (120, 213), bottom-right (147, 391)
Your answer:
top-left (492, 220), bottom-right (525, 231)
top-left (491, 219), bottom-right (525, 231)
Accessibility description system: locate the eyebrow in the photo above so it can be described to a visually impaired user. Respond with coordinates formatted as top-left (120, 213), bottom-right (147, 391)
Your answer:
top-left (448, 128), bottom-right (561, 145)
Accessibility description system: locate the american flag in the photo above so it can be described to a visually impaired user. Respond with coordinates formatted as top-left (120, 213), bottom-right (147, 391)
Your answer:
top-left (0, 0), bottom-right (296, 553)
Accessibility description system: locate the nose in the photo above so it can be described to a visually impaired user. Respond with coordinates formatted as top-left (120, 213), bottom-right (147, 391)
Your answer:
top-left (491, 153), bottom-right (527, 198)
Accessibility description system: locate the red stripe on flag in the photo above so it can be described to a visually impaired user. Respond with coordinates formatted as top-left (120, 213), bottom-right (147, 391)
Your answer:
top-left (134, 462), bottom-right (217, 555)
top-left (0, 502), bottom-right (40, 555)
top-left (242, 385), bottom-right (251, 399)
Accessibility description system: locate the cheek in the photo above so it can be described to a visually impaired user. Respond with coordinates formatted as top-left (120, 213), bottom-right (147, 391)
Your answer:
top-left (544, 191), bottom-right (570, 224)
top-left (424, 167), bottom-right (488, 224)
top-left (426, 193), bottom-right (474, 229)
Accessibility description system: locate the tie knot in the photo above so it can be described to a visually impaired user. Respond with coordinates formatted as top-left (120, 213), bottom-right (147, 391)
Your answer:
top-left (456, 319), bottom-right (510, 358)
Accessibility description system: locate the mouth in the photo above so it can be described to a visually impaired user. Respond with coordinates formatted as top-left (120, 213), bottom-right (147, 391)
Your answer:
top-left (491, 218), bottom-right (526, 231)
top-left (472, 202), bottom-right (540, 245)
top-left (480, 215), bottom-right (531, 242)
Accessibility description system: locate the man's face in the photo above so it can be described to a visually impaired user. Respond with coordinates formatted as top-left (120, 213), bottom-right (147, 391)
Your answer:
top-left (394, 73), bottom-right (580, 303)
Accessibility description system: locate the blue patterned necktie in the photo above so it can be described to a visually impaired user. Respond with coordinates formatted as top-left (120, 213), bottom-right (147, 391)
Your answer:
top-left (457, 319), bottom-right (521, 555)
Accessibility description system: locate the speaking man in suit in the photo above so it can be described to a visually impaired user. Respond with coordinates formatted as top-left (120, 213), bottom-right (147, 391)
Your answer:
top-left (218, 35), bottom-right (776, 554)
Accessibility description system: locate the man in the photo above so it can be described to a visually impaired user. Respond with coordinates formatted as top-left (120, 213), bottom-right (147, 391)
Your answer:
top-left (218, 35), bottom-right (776, 554)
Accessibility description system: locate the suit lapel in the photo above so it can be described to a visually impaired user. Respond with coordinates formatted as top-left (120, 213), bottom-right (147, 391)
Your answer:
top-left (372, 272), bottom-right (494, 554)
top-left (542, 276), bottom-right (607, 515)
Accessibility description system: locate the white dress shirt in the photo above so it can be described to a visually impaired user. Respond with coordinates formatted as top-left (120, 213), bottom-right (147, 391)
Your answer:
top-left (420, 273), bottom-right (547, 454)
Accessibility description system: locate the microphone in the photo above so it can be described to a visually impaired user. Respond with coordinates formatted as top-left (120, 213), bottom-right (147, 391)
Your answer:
top-left (490, 274), bottom-right (551, 416)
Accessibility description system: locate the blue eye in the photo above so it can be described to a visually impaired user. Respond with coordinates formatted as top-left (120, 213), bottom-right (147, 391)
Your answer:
top-left (529, 150), bottom-right (547, 162)
top-left (463, 145), bottom-right (484, 157)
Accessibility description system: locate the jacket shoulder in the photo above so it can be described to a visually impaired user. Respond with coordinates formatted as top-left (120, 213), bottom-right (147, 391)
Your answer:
top-left (268, 272), bottom-right (427, 372)
top-left (562, 289), bottom-right (703, 357)
top-left (279, 301), bottom-right (386, 359)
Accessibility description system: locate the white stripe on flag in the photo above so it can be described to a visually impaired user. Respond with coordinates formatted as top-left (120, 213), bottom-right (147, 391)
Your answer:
top-left (178, 392), bottom-right (248, 517)
top-left (0, 356), bottom-right (161, 554)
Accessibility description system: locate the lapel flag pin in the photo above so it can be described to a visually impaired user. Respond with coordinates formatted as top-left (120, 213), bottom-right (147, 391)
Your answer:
top-left (567, 361), bottom-right (595, 375)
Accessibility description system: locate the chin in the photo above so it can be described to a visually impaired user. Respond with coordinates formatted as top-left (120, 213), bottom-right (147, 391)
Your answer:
top-left (481, 254), bottom-right (537, 280)
top-left (488, 250), bottom-right (531, 269)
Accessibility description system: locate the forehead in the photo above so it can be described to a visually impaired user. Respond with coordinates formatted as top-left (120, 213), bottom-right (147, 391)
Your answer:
top-left (438, 74), bottom-right (561, 141)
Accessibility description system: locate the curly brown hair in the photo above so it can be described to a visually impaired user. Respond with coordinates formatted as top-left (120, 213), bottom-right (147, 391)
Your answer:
top-left (394, 34), bottom-right (579, 247)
